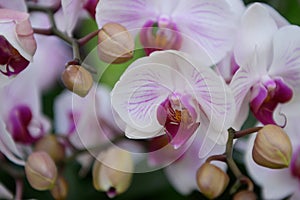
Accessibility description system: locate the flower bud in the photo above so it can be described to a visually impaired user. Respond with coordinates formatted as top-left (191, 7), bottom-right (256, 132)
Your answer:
top-left (51, 176), bottom-right (68, 200)
top-left (61, 65), bottom-right (93, 97)
top-left (34, 135), bottom-right (65, 164)
top-left (196, 163), bottom-right (229, 199)
top-left (98, 23), bottom-right (134, 64)
top-left (233, 190), bottom-right (257, 200)
top-left (25, 151), bottom-right (57, 191)
top-left (252, 124), bottom-right (292, 169)
top-left (92, 147), bottom-right (133, 198)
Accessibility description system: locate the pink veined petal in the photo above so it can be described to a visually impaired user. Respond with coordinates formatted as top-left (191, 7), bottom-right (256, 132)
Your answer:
top-left (0, 0), bottom-right (27, 12)
top-left (96, 0), bottom-right (158, 36)
top-left (172, 0), bottom-right (236, 64)
top-left (61, 0), bottom-right (86, 36)
top-left (0, 121), bottom-right (25, 166)
top-left (125, 125), bottom-right (164, 139)
top-left (245, 134), bottom-right (298, 200)
top-left (0, 9), bottom-right (36, 60)
top-left (111, 61), bottom-right (180, 136)
top-left (269, 25), bottom-right (300, 89)
top-left (0, 183), bottom-right (13, 199)
top-left (234, 3), bottom-right (277, 70)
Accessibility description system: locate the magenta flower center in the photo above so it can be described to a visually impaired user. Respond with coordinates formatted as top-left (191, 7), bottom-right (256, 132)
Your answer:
top-left (0, 36), bottom-right (29, 76)
top-left (140, 15), bottom-right (182, 55)
top-left (6, 105), bottom-right (44, 144)
top-left (157, 94), bottom-right (200, 149)
top-left (250, 76), bottom-right (293, 125)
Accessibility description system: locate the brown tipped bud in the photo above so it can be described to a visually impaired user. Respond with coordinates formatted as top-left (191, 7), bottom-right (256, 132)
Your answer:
top-left (233, 190), bottom-right (257, 200)
top-left (61, 65), bottom-right (93, 97)
top-left (252, 124), bottom-right (292, 169)
top-left (196, 163), bottom-right (229, 199)
top-left (92, 147), bottom-right (133, 198)
top-left (98, 23), bottom-right (134, 64)
top-left (34, 135), bottom-right (65, 164)
top-left (25, 151), bottom-right (57, 191)
top-left (51, 176), bottom-right (68, 200)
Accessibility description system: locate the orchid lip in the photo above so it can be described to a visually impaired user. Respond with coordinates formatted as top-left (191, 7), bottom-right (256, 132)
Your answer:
top-left (7, 105), bottom-right (44, 144)
top-left (157, 94), bottom-right (200, 149)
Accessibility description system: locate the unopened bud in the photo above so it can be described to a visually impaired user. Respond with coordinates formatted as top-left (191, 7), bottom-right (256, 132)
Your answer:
top-left (61, 65), bottom-right (93, 97)
top-left (51, 176), bottom-right (68, 200)
top-left (196, 163), bottom-right (229, 199)
top-left (252, 124), bottom-right (292, 169)
top-left (92, 147), bottom-right (133, 198)
top-left (25, 151), bottom-right (57, 191)
top-left (233, 190), bottom-right (257, 200)
top-left (98, 23), bottom-right (134, 64)
top-left (34, 135), bottom-right (65, 164)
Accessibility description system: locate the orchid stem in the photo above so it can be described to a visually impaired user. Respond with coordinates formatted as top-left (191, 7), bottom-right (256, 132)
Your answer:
top-left (226, 128), bottom-right (254, 194)
top-left (15, 179), bottom-right (23, 200)
top-left (205, 154), bottom-right (227, 163)
top-left (234, 126), bottom-right (263, 139)
top-left (78, 29), bottom-right (100, 46)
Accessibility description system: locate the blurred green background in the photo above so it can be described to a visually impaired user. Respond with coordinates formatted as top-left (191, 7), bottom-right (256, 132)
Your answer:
top-left (1, 0), bottom-right (300, 199)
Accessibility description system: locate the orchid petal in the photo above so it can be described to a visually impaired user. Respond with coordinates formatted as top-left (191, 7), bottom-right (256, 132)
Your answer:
top-left (269, 25), bottom-right (300, 89)
top-left (0, 183), bottom-right (13, 199)
top-left (245, 134), bottom-right (298, 200)
top-left (234, 3), bottom-right (277, 70)
top-left (111, 61), bottom-right (180, 136)
top-left (0, 0), bottom-right (27, 12)
top-left (0, 9), bottom-right (36, 60)
top-left (172, 0), bottom-right (236, 64)
top-left (61, 0), bottom-right (86, 36)
top-left (0, 121), bottom-right (25, 166)
top-left (96, 0), bottom-right (158, 35)
top-left (260, 3), bottom-right (290, 27)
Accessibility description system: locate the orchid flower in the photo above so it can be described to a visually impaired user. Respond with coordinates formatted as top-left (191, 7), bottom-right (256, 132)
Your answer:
top-left (54, 84), bottom-right (120, 170)
top-left (245, 96), bottom-right (300, 200)
top-left (229, 3), bottom-right (300, 127)
top-left (111, 50), bottom-right (235, 155)
top-left (0, 8), bottom-right (36, 76)
top-left (96, 0), bottom-right (236, 64)
top-left (0, 68), bottom-right (50, 165)
top-left (0, 0), bottom-right (27, 12)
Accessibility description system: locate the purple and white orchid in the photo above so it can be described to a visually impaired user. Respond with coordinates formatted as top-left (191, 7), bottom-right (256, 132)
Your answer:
top-left (111, 50), bottom-right (235, 154)
top-left (96, 0), bottom-right (237, 64)
top-left (230, 3), bottom-right (300, 126)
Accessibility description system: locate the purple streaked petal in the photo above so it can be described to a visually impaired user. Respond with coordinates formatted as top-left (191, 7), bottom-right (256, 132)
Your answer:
top-left (96, 0), bottom-right (158, 36)
top-left (261, 3), bottom-right (290, 28)
top-left (234, 3), bottom-right (277, 70)
top-left (173, 0), bottom-right (236, 64)
top-left (111, 63), bottom-right (177, 136)
top-left (269, 25), bottom-right (300, 89)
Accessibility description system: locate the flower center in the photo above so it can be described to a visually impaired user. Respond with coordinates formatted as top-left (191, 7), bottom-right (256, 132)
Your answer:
top-left (250, 76), bottom-right (293, 125)
top-left (140, 15), bottom-right (182, 55)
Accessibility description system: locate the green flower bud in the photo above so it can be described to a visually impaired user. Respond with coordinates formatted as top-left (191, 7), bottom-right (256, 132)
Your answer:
top-left (61, 65), bottom-right (93, 97)
top-left (25, 151), bottom-right (57, 191)
top-left (92, 147), bottom-right (133, 198)
top-left (252, 124), bottom-right (292, 169)
top-left (196, 163), bottom-right (229, 199)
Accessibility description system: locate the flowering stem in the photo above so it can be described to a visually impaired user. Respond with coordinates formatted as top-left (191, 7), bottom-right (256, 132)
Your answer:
top-left (205, 154), bottom-right (227, 163)
top-left (234, 126), bottom-right (262, 139)
top-left (15, 179), bottom-right (23, 200)
top-left (78, 30), bottom-right (100, 46)
top-left (226, 128), bottom-right (254, 194)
